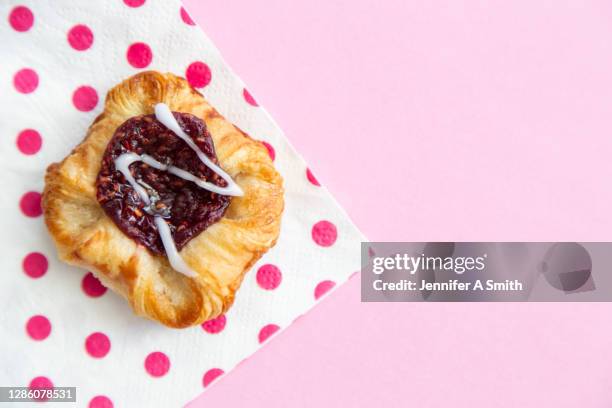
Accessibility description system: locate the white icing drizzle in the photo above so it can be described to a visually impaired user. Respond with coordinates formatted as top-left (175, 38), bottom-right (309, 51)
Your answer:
top-left (114, 152), bottom-right (151, 205)
top-left (153, 216), bottom-right (197, 278)
top-left (113, 103), bottom-right (243, 278)
top-left (154, 103), bottom-right (243, 196)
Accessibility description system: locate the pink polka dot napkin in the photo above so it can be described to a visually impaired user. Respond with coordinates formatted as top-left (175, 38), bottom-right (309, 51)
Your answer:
top-left (0, 1), bottom-right (365, 406)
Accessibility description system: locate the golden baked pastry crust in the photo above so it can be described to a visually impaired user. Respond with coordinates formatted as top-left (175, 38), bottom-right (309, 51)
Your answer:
top-left (43, 71), bottom-right (284, 328)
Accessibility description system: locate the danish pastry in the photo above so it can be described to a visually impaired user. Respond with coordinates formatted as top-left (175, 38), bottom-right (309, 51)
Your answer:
top-left (43, 71), bottom-right (284, 328)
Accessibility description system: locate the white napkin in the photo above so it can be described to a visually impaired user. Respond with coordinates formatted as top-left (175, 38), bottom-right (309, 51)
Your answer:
top-left (0, 0), bottom-right (364, 406)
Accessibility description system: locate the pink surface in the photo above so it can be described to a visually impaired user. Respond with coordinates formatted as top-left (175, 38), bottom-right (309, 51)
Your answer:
top-left (184, 0), bottom-right (612, 407)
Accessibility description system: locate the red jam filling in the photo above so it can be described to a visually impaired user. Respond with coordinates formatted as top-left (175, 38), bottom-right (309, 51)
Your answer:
top-left (96, 112), bottom-right (231, 255)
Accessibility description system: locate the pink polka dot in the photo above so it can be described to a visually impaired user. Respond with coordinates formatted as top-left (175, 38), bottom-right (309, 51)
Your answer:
top-left (368, 246), bottom-right (376, 258)
top-left (312, 220), bottom-right (338, 247)
top-left (89, 395), bottom-right (113, 408)
top-left (72, 86), bottom-right (98, 112)
top-left (126, 42), bottom-right (152, 68)
top-left (123, 0), bottom-right (145, 7)
top-left (202, 314), bottom-right (226, 334)
top-left (185, 61), bottom-right (211, 88)
top-left (314, 280), bottom-right (336, 300)
top-left (261, 141), bottom-right (275, 161)
top-left (85, 332), bottom-right (111, 358)
top-left (180, 7), bottom-right (195, 25)
top-left (16, 129), bottom-right (42, 155)
top-left (67, 24), bottom-right (94, 51)
top-left (306, 168), bottom-right (320, 186)
top-left (202, 368), bottom-right (224, 387)
top-left (19, 191), bottom-right (42, 217)
top-left (82, 272), bottom-right (107, 297)
top-left (23, 252), bottom-right (48, 278)
top-left (13, 68), bottom-right (38, 94)
top-left (258, 324), bottom-right (280, 344)
top-left (29, 376), bottom-right (53, 402)
top-left (243, 88), bottom-right (258, 106)
top-left (145, 352), bottom-right (170, 377)
top-left (256, 264), bottom-right (282, 290)
top-left (26, 315), bottom-right (51, 341)
top-left (9, 6), bottom-right (34, 32)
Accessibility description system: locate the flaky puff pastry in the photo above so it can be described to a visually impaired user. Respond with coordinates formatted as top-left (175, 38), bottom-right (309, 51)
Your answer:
top-left (43, 71), bottom-right (284, 328)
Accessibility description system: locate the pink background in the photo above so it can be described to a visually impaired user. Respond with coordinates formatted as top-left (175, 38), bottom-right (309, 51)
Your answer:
top-left (185, 1), bottom-right (612, 407)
